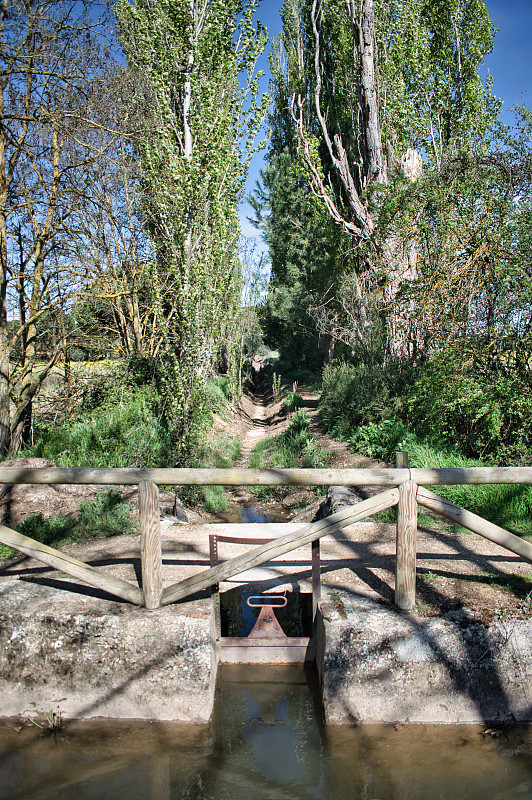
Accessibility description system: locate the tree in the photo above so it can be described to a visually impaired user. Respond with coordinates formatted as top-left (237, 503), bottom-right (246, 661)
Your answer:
top-left (70, 136), bottom-right (154, 360)
top-left (117, 0), bottom-right (268, 458)
top-left (251, 151), bottom-right (343, 368)
top-left (275, 0), bottom-right (496, 357)
top-left (0, 0), bottom-right (120, 453)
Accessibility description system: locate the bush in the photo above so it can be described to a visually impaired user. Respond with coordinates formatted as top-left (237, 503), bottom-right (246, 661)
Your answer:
top-left (26, 385), bottom-right (173, 468)
top-left (283, 391), bottom-right (304, 413)
top-left (0, 491), bottom-right (138, 559)
top-left (319, 359), bottom-right (410, 440)
top-left (352, 421), bottom-right (532, 537)
top-left (350, 419), bottom-right (410, 461)
top-left (407, 347), bottom-right (532, 464)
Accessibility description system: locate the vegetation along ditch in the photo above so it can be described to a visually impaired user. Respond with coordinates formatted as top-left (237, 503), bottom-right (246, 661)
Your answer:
top-left (1, 0), bottom-right (532, 795)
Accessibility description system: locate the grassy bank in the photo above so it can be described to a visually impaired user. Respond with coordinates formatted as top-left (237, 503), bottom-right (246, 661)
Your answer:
top-left (248, 409), bottom-right (329, 498)
top-left (0, 490), bottom-right (137, 560)
top-left (16, 368), bottom-right (241, 520)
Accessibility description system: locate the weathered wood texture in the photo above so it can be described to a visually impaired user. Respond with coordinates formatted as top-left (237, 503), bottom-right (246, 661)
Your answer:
top-left (395, 479), bottom-right (418, 611)
top-left (0, 524), bottom-right (144, 604)
top-left (417, 486), bottom-right (532, 563)
top-left (139, 480), bottom-right (162, 610)
top-left (395, 453), bottom-right (417, 611)
top-left (161, 488), bottom-right (400, 606)
top-left (0, 466), bottom-right (408, 486)
top-left (2, 465), bottom-right (532, 486)
top-left (411, 467), bottom-right (532, 485)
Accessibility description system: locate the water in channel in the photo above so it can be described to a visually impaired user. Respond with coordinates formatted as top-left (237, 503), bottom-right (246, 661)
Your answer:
top-left (0, 664), bottom-right (531, 800)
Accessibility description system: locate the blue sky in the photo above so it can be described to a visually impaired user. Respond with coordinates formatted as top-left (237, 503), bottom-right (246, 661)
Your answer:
top-left (240, 0), bottom-right (532, 241)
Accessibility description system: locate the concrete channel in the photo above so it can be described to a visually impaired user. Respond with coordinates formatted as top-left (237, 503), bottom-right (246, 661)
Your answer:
top-left (0, 521), bottom-right (531, 725)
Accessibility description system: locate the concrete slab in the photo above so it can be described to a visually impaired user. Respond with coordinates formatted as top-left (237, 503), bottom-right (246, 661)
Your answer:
top-left (1, 519), bottom-right (531, 723)
top-left (317, 593), bottom-right (532, 724)
top-left (0, 581), bottom-right (216, 723)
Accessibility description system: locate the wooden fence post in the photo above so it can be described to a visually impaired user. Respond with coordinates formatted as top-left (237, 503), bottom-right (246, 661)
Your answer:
top-left (395, 452), bottom-right (418, 611)
top-left (139, 480), bottom-right (162, 610)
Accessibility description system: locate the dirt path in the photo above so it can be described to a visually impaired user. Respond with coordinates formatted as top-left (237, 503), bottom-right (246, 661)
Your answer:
top-left (0, 372), bottom-right (530, 624)
top-left (235, 369), bottom-right (270, 467)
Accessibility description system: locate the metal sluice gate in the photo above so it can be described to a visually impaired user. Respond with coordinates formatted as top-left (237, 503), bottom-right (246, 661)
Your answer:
top-left (209, 531), bottom-right (321, 664)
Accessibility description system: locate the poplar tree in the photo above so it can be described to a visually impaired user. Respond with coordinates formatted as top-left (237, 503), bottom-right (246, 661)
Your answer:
top-left (117, 0), bottom-right (267, 459)
top-left (271, 0), bottom-right (496, 358)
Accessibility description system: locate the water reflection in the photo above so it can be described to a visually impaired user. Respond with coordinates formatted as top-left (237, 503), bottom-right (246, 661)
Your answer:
top-left (0, 667), bottom-right (531, 800)
top-left (208, 666), bottom-right (322, 798)
top-left (240, 506), bottom-right (271, 524)
top-left (220, 589), bottom-right (312, 637)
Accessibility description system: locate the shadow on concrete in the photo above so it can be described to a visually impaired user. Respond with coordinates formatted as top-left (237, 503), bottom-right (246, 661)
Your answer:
top-left (319, 525), bottom-right (518, 725)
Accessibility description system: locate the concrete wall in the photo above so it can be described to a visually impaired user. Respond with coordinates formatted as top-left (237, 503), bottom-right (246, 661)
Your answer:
top-left (0, 581), bottom-right (216, 723)
top-left (317, 594), bottom-right (532, 724)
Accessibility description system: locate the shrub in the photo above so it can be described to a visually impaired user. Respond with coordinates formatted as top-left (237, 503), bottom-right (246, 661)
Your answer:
top-left (283, 391), bottom-right (304, 413)
top-left (0, 491), bottom-right (138, 559)
top-left (25, 385), bottom-right (173, 468)
top-left (350, 419), bottom-right (411, 461)
top-left (319, 359), bottom-right (409, 439)
top-left (353, 422), bottom-right (532, 537)
top-left (407, 347), bottom-right (532, 464)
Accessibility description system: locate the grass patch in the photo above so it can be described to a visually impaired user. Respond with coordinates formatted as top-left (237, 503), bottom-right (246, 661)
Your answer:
top-left (283, 391), bottom-right (305, 414)
top-left (178, 431), bottom-right (242, 512)
top-left (404, 435), bottom-right (532, 538)
top-left (456, 571), bottom-right (532, 600)
top-left (0, 490), bottom-right (137, 560)
top-left (24, 384), bottom-right (173, 468)
top-left (248, 409), bottom-right (329, 498)
top-left (334, 417), bottom-right (532, 538)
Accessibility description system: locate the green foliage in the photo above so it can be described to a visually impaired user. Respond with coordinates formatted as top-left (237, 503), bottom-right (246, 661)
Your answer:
top-left (272, 372), bottom-right (282, 400)
top-left (407, 347), bottom-right (532, 464)
top-left (283, 391), bottom-right (304, 414)
top-left (0, 491), bottom-right (137, 559)
top-left (319, 360), bottom-right (411, 439)
top-left (117, 0), bottom-right (268, 459)
top-left (350, 420), bottom-right (410, 462)
top-left (204, 377), bottom-right (234, 414)
top-left (249, 409), bottom-right (329, 475)
top-left (178, 430), bottom-right (241, 511)
top-left (348, 418), bottom-right (532, 537)
top-left (202, 486), bottom-right (229, 514)
top-left (250, 150), bottom-right (343, 368)
top-left (26, 384), bottom-right (172, 469)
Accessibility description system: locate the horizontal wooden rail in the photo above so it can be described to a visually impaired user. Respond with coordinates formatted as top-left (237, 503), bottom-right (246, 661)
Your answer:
top-left (411, 467), bottom-right (532, 485)
top-left (2, 466), bottom-right (532, 486)
top-left (0, 524), bottom-right (144, 605)
top-left (0, 466), bottom-right (406, 486)
top-left (161, 487), bottom-right (400, 606)
top-left (417, 486), bottom-right (532, 563)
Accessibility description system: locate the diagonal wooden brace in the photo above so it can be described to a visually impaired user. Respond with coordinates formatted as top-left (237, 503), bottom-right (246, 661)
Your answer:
top-left (161, 487), bottom-right (400, 606)
top-left (417, 486), bottom-right (532, 563)
top-left (0, 524), bottom-right (144, 605)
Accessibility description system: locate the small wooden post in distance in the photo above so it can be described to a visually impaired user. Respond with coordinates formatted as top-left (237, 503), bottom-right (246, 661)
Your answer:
top-left (139, 480), bottom-right (163, 610)
top-left (395, 451), bottom-right (418, 611)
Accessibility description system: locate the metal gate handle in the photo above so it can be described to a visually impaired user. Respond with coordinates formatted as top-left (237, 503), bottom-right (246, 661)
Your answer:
top-left (246, 595), bottom-right (288, 608)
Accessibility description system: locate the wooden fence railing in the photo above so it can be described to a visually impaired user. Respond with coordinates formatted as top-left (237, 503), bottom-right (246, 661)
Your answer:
top-left (0, 457), bottom-right (531, 611)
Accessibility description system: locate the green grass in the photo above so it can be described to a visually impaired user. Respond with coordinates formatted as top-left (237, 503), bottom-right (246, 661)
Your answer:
top-left (402, 435), bottom-right (532, 538)
top-left (448, 571), bottom-right (532, 599)
top-left (283, 391), bottom-right (305, 414)
top-left (178, 430), bottom-right (242, 512)
top-left (330, 416), bottom-right (532, 539)
top-left (0, 490), bottom-right (137, 560)
top-left (248, 409), bottom-right (329, 498)
top-left (24, 385), bottom-right (173, 468)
